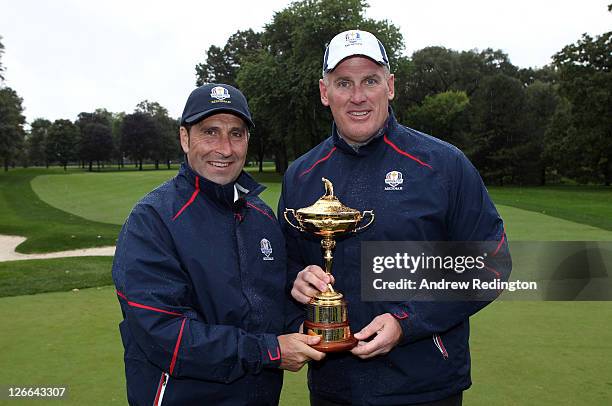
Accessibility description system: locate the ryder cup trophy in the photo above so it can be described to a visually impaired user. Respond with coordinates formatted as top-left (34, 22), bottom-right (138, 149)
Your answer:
top-left (284, 178), bottom-right (374, 352)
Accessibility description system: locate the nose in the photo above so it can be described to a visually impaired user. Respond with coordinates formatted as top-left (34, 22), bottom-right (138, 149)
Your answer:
top-left (215, 134), bottom-right (233, 157)
top-left (350, 84), bottom-right (367, 104)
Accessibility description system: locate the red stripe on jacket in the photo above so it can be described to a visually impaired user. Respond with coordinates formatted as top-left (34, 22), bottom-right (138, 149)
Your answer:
top-left (246, 202), bottom-right (274, 221)
top-left (173, 176), bottom-right (200, 221)
top-left (116, 290), bottom-right (183, 317)
top-left (384, 135), bottom-right (432, 169)
top-left (169, 318), bottom-right (187, 375)
top-left (299, 147), bottom-right (337, 177)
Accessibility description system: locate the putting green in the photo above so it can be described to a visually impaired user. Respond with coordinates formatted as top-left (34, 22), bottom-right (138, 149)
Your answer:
top-left (31, 171), bottom-right (281, 226)
top-left (31, 172), bottom-right (612, 241)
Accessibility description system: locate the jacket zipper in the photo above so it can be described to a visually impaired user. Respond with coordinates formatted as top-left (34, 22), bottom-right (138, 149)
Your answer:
top-left (153, 372), bottom-right (170, 406)
top-left (433, 334), bottom-right (449, 360)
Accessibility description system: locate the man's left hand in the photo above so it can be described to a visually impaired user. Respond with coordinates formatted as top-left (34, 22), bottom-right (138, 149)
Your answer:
top-left (350, 313), bottom-right (403, 359)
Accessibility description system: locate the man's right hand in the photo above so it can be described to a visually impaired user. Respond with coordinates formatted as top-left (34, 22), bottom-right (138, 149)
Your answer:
top-left (291, 265), bottom-right (335, 304)
top-left (277, 333), bottom-right (326, 371)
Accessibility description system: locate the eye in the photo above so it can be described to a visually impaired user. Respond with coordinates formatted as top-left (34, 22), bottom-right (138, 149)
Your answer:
top-left (365, 78), bottom-right (378, 86)
top-left (231, 130), bottom-right (245, 138)
top-left (337, 80), bottom-right (351, 88)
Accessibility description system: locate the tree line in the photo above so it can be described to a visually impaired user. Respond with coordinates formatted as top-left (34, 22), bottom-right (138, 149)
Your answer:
top-left (196, 0), bottom-right (611, 185)
top-left (1, 0), bottom-right (610, 184)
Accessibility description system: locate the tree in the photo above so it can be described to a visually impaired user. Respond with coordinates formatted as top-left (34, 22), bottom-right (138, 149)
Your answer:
top-left (28, 118), bottom-right (52, 166)
top-left (523, 81), bottom-right (561, 184)
top-left (0, 86), bottom-right (26, 171)
top-left (46, 119), bottom-right (79, 170)
top-left (195, 30), bottom-right (263, 88)
top-left (553, 31), bottom-right (612, 185)
top-left (121, 112), bottom-right (157, 170)
top-left (466, 74), bottom-right (528, 184)
top-left (76, 109), bottom-right (113, 169)
top-left (235, 0), bottom-right (405, 172)
top-left (405, 90), bottom-right (469, 149)
top-left (111, 112), bottom-right (125, 169)
top-left (80, 122), bottom-right (114, 171)
top-left (135, 100), bottom-right (178, 169)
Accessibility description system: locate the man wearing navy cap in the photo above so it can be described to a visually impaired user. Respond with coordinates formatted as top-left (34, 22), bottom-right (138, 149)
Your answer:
top-left (279, 30), bottom-right (510, 405)
top-left (113, 83), bottom-right (324, 405)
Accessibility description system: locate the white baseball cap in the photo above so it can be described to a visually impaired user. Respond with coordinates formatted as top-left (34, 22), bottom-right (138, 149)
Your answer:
top-left (322, 29), bottom-right (390, 75)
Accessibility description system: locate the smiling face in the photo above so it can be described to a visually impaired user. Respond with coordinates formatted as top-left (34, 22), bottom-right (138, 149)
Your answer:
top-left (319, 56), bottom-right (394, 144)
top-left (179, 113), bottom-right (249, 185)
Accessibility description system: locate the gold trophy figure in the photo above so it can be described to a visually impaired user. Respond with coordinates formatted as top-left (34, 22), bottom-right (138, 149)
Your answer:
top-left (284, 178), bottom-right (374, 352)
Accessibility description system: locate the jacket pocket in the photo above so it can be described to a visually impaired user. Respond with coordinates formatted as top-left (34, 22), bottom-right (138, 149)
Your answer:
top-left (432, 334), bottom-right (449, 360)
top-left (153, 372), bottom-right (170, 406)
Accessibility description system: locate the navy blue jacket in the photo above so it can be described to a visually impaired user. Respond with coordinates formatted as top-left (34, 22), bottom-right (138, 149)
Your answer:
top-left (279, 110), bottom-right (510, 405)
top-left (112, 163), bottom-right (288, 406)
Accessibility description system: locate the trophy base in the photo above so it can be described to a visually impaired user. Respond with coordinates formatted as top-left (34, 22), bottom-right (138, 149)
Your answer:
top-left (310, 336), bottom-right (358, 352)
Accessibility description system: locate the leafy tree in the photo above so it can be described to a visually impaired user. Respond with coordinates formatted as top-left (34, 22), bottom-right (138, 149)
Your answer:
top-left (405, 90), bottom-right (469, 149)
top-left (0, 86), bottom-right (26, 171)
top-left (466, 74), bottom-right (527, 184)
top-left (523, 81), bottom-right (561, 184)
top-left (110, 112), bottom-right (125, 169)
top-left (135, 100), bottom-right (178, 169)
top-left (28, 118), bottom-right (52, 166)
top-left (235, 0), bottom-right (405, 172)
top-left (553, 31), bottom-right (612, 185)
top-left (196, 30), bottom-right (263, 88)
top-left (46, 119), bottom-right (79, 170)
top-left (121, 112), bottom-right (157, 170)
top-left (80, 122), bottom-right (114, 171)
top-left (76, 109), bottom-right (113, 169)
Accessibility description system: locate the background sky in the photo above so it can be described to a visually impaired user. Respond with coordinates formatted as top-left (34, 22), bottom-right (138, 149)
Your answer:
top-left (1, 0), bottom-right (610, 125)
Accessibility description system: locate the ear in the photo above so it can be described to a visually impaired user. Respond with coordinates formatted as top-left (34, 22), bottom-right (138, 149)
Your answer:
top-left (319, 79), bottom-right (330, 106)
top-left (387, 73), bottom-right (395, 101)
top-left (179, 126), bottom-right (190, 154)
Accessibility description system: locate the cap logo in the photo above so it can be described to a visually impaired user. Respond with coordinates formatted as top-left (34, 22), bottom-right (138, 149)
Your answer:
top-left (345, 31), bottom-right (362, 46)
top-left (210, 86), bottom-right (230, 101)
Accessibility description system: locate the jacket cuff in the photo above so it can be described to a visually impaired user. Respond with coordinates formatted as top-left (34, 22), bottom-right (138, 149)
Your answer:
top-left (258, 334), bottom-right (282, 369)
top-left (388, 305), bottom-right (411, 346)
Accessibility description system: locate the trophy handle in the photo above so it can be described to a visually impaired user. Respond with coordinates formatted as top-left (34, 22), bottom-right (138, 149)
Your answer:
top-left (354, 210), bottom-right (375, 233)
top-left (283, 209), bottom-right (303, 231)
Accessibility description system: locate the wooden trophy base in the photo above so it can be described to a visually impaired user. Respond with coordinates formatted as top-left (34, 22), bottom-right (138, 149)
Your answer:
top-left (303, 321), bottom-right (358, 353)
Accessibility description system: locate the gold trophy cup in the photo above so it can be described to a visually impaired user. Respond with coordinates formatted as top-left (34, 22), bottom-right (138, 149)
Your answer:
top-left (284, 178), bottom-right (374, 352)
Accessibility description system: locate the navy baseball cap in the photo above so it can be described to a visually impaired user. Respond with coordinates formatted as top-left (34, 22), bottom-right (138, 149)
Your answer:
top-left (180, 83), bottom-right (255, 128)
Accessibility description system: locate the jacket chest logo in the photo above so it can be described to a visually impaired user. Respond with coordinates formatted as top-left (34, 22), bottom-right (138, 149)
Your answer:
top-left (260, 238), bottom-right (274, 261)
top-left (384, 170), bottom-right (404, 190)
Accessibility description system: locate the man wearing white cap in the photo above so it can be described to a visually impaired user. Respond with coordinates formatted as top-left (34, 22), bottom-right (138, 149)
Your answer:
top-left (279, 30), bottom-right (509, 405)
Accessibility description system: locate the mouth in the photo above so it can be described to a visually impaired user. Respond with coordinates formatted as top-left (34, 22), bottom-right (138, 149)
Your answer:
top-left (208, 161), bottom-right (232, 168)
top-left (347, 110), bottom-right (371, 119)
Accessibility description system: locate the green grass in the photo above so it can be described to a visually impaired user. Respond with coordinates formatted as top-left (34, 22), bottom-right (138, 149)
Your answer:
top-left (0, 169), bottom-right (121, 253)
top-left (0, 286), bottom-right (126, 405)
top-left (497, 205), bottom-right (612, 241)
top-left (489, 186), bottom-right (612, 231)
top-left (0, 256), bottom-right (113, 297)
top-left (31, 168), bottom-right (283, 225)
top-left (2, 168), bottom-right (612, 404)
top-left (0, 287), bottom-right (610, 405)
top-left (31, 170), bottom-right (177, 225)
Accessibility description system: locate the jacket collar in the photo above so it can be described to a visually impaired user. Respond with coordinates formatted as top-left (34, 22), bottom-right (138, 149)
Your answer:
top-left (179, 162), bottom-right (265, 208)
top-left (331, 107), bottom-right (397, 156)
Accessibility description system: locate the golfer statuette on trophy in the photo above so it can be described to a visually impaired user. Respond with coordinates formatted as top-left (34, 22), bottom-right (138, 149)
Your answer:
top-left (284, 178), bottom-right (374, 352)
